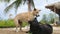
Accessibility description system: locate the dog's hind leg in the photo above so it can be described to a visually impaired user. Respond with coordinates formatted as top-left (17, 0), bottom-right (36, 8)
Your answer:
top-left (18, 20), bottom-right (22, 31)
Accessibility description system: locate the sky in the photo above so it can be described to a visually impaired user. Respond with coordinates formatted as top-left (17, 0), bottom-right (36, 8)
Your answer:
top-left (0, 0), bottom-right (60, 21)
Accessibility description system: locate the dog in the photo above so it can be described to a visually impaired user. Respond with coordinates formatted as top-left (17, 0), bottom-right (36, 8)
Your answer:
top-left (14, 8), bottom-right (41, 32)
top-left (28, 17), bottom-right (53, 34)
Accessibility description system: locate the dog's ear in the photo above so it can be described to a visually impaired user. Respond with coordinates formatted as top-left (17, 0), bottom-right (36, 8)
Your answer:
top-left (34, 8), bottom-right (36, 11)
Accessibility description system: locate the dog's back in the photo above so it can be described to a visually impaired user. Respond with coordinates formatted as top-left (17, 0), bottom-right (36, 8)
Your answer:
top-left (14, 8), bottom-right (40, 22)
top-left (28, 17), bottom-right (53, 34)
top-left (45, 24), bottom-right (53, 34)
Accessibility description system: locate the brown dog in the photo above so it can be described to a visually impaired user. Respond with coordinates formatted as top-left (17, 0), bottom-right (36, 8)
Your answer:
top-left (14, 8), bottom-right (41, 32)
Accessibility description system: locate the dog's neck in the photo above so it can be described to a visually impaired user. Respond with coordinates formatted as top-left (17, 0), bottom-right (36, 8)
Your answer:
top-left (28, 17), bottom-right (38, 24)
top-left (30, 11), bottom-right (36, 17)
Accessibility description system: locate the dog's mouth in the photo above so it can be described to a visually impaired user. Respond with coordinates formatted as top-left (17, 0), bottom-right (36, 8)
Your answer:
top-left (36, 15), bottom-right (40, 17)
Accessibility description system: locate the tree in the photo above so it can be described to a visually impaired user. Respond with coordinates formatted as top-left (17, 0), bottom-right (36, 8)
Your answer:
top-left (40, 13), bottom-right (56, 24)
top-left (0, 0), bottom-right (35, 14)
top-left (48, 13), bottom-right (59, 24)
top-left (0, 17), bottom-right (2, 20)
top-left (48, 13), bottom-right (55, 24)
top-left (40, 14), bottom-right (47, 24)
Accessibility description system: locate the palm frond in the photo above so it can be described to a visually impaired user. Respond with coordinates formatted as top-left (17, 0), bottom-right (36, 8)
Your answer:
top-left (23, 0), bottom-right (27, 4)
top-left (4, 0), bottom-right (35, 14)
top-left (4, 0), bottom-right (16, 13)
top-left (23, 0), bottom-right (35, 8)
top-left (0, 0), bottom-right (10, 2)
top-left (4, 0), bottom-right (22, 13)
top-left (14, 0), bottom-right (22, 14)
top-left (15, 0), bottom-right (22, 9)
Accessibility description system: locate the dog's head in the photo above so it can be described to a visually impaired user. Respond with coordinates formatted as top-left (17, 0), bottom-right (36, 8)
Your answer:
top-left (32, 8), bottom-right (41, 17)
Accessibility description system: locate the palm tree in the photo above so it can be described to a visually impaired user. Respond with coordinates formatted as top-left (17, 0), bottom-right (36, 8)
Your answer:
top-left (0, 0), bottom-right (35, 14)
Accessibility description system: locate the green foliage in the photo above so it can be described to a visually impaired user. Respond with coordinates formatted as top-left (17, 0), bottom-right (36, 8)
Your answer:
top-left (0, 19), bottom-right (15, 28)
top-left (0, 19), bottom-right (28, 28)
top-left (49, 18), bottom-right (54, 24)
top-left (1, 0), bottom-right (35, 13)
top-left (40, 13), bottom-right (55, 24)
top-left (40, 14), bottom-right (47, 24)
top-left (22, 22), bottom-right (29, 27)
top-left (29, 33), bottom-right (32, 34)
top-left (0, 0), bottom-right (10, 2)
top-left (48, 13), bottom-right (55, 24)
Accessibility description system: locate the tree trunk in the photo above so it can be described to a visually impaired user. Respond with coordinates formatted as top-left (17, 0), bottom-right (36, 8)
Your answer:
top-left (28, 1), bottom-right (31, 11)
top-left (54, 7), bottom-right (56, 23)
top-left (58, 9), bottom-right (60, 21)
top-left (59, 15), bottom-right (60, 21)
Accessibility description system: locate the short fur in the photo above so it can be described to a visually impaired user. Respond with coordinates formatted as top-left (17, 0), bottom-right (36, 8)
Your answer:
top-left (14, 8), bottom-right (40, 32)
top-left (28, 17), bottom-right (53, 34)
